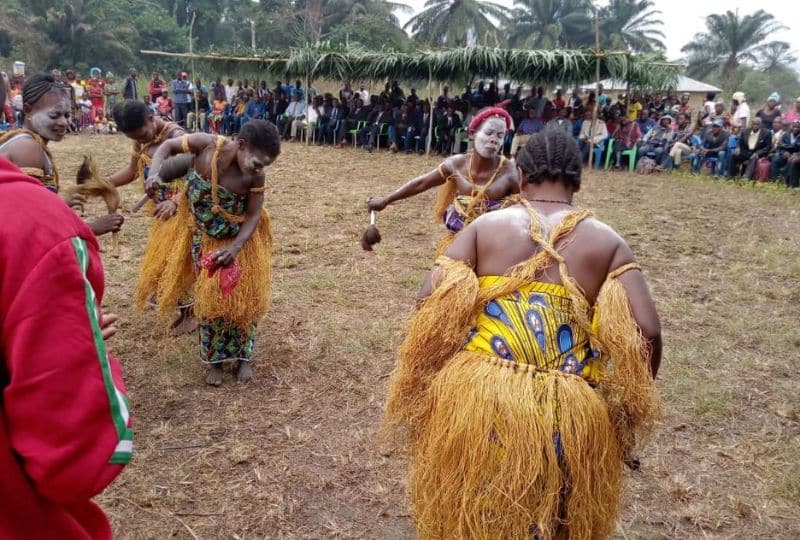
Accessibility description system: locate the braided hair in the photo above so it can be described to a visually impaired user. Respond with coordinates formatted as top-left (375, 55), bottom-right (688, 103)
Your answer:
top-left (516, 125), bottom-right (582, 189)
top-left (23, 73), bottom-right (68, 108)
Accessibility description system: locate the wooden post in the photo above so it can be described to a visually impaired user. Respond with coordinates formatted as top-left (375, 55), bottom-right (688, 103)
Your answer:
top-left (189, 11), bottom-right (198, 133)
top-left (426, 65), bottom-right (433, 155)
top-left (588, 13), bottom-right (601, 170)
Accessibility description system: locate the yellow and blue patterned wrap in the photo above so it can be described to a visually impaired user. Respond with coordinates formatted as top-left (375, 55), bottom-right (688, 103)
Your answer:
top-left (464, 276), bottom-right (601, 385)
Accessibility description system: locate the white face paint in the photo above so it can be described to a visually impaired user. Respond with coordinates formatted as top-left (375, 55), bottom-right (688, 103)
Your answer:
top-left (27, 93), bottom-right (70, 142)
top-left (473, 117), bottom-right (507, 158)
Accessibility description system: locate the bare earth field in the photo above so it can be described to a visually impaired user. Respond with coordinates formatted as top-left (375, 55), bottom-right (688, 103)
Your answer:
top-left (49, 133), bottom-right (800, 539)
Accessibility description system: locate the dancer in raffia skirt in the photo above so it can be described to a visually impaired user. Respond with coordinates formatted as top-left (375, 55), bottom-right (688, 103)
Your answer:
top-left (384, 127), bottom-right (662, 539)
top-left (368, 104), bottom-right (520, 256)
top-left (145, 120), bottom-right (278, 386)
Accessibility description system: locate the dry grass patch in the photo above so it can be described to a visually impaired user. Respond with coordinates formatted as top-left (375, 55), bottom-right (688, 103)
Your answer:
top-left (46, 133), bottom-right (800, 539)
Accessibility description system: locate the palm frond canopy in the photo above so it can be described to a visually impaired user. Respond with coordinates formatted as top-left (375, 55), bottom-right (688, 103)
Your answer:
top-left (141, 44), bottom-right (680, 90)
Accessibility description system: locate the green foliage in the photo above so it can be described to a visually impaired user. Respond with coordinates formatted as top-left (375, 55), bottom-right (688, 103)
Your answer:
top-left (708, 65), bottom-right (800, 107)
top-left (505, 0), bottom-right (592, 49)
top-left (682, 9), bottom-right (787, 81)
top-left (327, 15), bottom-right (411, 51)
top-left (598, 0), bottom-right (665, 53)
top-left (403, 0), bottom-right (509, 47)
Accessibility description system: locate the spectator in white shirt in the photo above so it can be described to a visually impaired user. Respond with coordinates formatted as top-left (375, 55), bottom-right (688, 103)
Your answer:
top-left (277, 93), bottom-right (307, 140)
top-left (578, 109), bottom-right (608, 164)
top-left (224, 78), bottom-right (235, 103)
top-left (732, 92), bottom-right (750, 131)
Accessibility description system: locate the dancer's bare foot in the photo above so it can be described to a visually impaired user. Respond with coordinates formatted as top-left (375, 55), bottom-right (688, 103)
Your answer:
top-left (236, 361), bottom-right (253, 383)
top-left (170, 307), bottom-right (198, 336)
top-left (205, 365), bottom-right (224, 386)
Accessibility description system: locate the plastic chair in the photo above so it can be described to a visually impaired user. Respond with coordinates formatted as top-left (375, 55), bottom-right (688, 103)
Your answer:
top-left (375, 123), bottom-right (390, 150)
top-left (622, 145), bottom-right (638, 172)
top-left (347, 120), bottom-right (366, 147)
top-left (604, 139), bottom-right (616, 169)
top-left (330, 119), bottom-right (342, 145)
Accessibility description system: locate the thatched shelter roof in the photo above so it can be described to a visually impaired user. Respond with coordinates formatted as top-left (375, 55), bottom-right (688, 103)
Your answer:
top-left (141, 45), bottom-right (680, 90)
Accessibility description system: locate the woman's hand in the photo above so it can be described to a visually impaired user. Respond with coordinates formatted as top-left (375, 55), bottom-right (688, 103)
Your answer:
top-left (153, 199), bottom-right (177, 220)
top-left (144, 174), bottom-right (162, 198)
top-left (90, 213), bottom-right (124, 236)
top-left (367, 196), bottom-right (389, 212)
top-left (213, 244), bottom-right (241, 267)
top-left (100, 312), bottom-right (119, 341)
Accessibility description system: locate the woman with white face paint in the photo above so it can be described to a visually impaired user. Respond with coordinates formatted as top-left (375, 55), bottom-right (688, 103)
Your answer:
top-left (0, 73), bottom-right (123, 236)
top-left (368, 104), bottom-right (520, 254)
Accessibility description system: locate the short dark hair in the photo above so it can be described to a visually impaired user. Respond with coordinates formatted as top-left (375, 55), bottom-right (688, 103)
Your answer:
top-left (112, 100), bottom-right (151, 133)
top-left (516, 126), bottom-right (582, 189)
top-left (238, 119), bottom-right (280, 157)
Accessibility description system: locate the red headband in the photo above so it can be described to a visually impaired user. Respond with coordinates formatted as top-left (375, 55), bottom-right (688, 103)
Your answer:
top-left (469, 100), bottom-right (513, 134)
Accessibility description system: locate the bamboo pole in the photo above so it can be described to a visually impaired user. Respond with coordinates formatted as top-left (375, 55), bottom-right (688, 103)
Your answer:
top-left (189, 11), bottom-right (199, 133)
top-left (426, 64), bottom-right (433, 156)
top-left (588, 13), bottom-right (601, 170)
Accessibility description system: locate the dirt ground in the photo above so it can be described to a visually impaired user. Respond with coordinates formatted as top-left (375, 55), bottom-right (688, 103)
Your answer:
top-left (48, 133), bottom-right (800, 539)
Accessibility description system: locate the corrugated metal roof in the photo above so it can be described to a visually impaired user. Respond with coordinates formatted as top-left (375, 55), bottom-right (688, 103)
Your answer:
top-left (580, 75), bottom-right (722, 93)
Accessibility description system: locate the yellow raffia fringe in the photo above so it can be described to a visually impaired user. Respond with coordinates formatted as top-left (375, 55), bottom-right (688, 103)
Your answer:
top-left (410, 352), bottom-right (621, 540)
top-left (154, 195), bottom-right (196, 324)
top-left (384, 202), bottom-right (658, 539)
top-left (594, 270), bottom-right (659, 457)
top-left (192, 209), bottom-right (272, 327)
top-left (433, 232), bottom-right (456, 257)
top-left (134, 198), bottom-right (184, 310)
top-left (384, 257), bottom-right (478, 440)
top-left (154, 196), bottom-right (273, 329)
top-left (432, 177), bottom-right (457, 222)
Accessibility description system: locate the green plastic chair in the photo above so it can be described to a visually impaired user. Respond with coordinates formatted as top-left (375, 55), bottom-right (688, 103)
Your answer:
top-left (347, 120), bottom-right (366, 147)
top-left (621, 144), bottom-right (638, 172)
top-left (603, 138), bottom-right (616, 169)
top-left (376, 122), bottom-right (390, 150)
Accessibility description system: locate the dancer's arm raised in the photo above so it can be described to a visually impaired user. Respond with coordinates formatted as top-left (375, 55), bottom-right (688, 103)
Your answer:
top-left (368, 158), bottom-right (455, 212)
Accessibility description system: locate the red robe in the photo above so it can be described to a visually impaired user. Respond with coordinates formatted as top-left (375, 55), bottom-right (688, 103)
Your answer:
top-left (0, 156), bottom-right (132, 539)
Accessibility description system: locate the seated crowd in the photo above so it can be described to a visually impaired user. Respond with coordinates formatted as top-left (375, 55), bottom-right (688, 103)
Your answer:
top-left (3, 68), bottom-right (798, 188)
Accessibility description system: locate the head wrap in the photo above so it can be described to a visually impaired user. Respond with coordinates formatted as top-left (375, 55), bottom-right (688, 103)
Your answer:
top-left (712, 119), bottom-right (723, 127)
top-left (468, 100), bottom-right (513, 134)
top-left (732, 91), bottom-right (745, 102)
top-left (768, 92), bottom-right (780, 103)
top-left (90, 67), bottom-right (101, 77)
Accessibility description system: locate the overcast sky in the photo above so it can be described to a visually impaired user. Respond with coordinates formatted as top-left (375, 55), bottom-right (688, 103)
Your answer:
top-left (396, 0), bottom-right (800, 65)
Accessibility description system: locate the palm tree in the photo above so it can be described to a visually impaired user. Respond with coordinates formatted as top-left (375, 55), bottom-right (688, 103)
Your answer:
top-left (324, 0), bottom-right (412, 28)
top-left (599, 0), bottom-right (665, 53)
top-left (681, 9), bottom-right (786, 81)
top-left (758, 42), bottom-right (797, 74)
top-left (44, 0), bottom-right (136, 67)
top-left (505, 0), bottom-right (591, 49)
top-left (404, 0), bottom-right (509, 47)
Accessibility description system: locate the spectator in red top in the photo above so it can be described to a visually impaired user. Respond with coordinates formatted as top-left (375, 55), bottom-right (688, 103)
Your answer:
top-left (0, 79), bottom-right (131, 538)
top-left (87, 68), bottom-right (105, 121)
top-left (552, 88), bottom-right (566, 110)
top-left (148, 71), bottom-right (165, 102)
top-left (611, 116), bottom-right (641, 168)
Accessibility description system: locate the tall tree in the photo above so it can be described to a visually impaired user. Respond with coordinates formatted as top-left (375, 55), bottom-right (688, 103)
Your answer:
top-left (404, 0), bottom-right (508, 47)
top-left (758, 42), bottom-right (797, 74)
top-left (681, 9), bottom-right (786, 81)
top-left (505, 0), bottom-right (591, 49)
top-left (599, 0), bottom-right (665, 53)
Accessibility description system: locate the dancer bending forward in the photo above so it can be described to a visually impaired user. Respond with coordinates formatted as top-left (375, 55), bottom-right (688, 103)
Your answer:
top-left (384, 127), bottom-right (662, 539)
